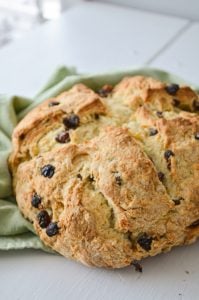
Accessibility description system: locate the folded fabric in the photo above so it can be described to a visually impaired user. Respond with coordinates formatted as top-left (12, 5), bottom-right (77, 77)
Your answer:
top-left (0, 66), bottom-right (198, 251)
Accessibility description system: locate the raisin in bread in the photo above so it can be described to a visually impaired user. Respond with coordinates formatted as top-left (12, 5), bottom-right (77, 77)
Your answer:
top-left (9, 76), bottom-right (199, 268)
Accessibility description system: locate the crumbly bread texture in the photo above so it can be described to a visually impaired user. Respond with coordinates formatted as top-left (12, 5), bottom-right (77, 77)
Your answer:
top-left (9, 76), bottom-right (199, 268)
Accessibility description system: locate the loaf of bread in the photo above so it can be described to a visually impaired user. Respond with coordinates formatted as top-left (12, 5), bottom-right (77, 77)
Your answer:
top-left (9, 76), bottom-right (199, 268)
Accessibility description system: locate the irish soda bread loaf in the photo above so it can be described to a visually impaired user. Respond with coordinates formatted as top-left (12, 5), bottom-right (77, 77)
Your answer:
top-left (9, 76), bottom-right (199, 268)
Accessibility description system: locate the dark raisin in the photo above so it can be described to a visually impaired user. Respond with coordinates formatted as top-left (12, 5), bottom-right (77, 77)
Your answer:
top-left (164, 150), bottom-right (175, 170)
top-left (164, 150), bottom-right (175, 161)
top-left (193, 99), bottom-right (199, 111)
top-left (37, 210), bottom-right (51, 228)
top-left (55, 131), bottom-right (70, 143)
top-left (165, 84), bottom-right (179, 95)
top-left (137, 233), bottom-right (153, 251)
top-left (189, 219), bottom-right (199, 228)
top-left (31, 193), bottom-right (42, 208)
top-left (156, 111), bottom-right (163, 118)
top-left (48, 101), bottom-right (60, 107)
top-left (194, 132), bottom-right (199, 140)
top-left (158, 172), bottom-right (165, 182)
top-left (172, 98), bottom-right (180, 106)
top-left (94, 113), bottom-right (100, 120)
top-left (77, 174), bottom-right (82, 180)
top-left (115, 174), bottom-right (122, 186)
top-left (63, 114), bottom-right (80, 129)
top-left (41, 164), bottom-right (55, 178)
top-left (19, 133), bottom-right (25, 140)
top-left (172, 196), bottom-right (184, 205)
top-left (149, 128), bottom-right (158, 136)
top-left (88, 175), bottom-right (94, 182)
top-left (46, 222), bottom-right (59, 237)
top-left (97, 84), bottom-right (113, 97)
top-left (131, 261), bottom-right (143, 273)
top-left (172, 198), bottom-right (181, 205)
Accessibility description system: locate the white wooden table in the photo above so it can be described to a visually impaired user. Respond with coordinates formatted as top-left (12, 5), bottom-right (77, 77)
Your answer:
top-left (0, 2), bottom-right (199, 299)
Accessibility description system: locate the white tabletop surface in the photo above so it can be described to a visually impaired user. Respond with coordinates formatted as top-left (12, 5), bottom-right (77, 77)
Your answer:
top-left (0, 2), bottom-right (199, 300)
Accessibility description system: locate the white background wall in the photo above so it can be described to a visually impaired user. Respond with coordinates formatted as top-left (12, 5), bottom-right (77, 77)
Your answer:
top-left (61, 0), bottom-right (84, 10)
top-left (96, 0), bottom-right (199, 20)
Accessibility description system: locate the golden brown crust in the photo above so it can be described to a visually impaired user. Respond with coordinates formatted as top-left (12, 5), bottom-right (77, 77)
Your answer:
top-left (9, 76), bottom-right (199, 268)
top-left (9, 84), bottom-right (106, 175)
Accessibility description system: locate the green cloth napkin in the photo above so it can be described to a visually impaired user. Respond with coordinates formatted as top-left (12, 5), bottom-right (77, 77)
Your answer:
top-left (0, 66), bottom-right (198, 251)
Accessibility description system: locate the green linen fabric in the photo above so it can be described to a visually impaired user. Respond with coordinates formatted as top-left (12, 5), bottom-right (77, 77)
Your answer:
top-left (0, 66), bottom-right (198, 251)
